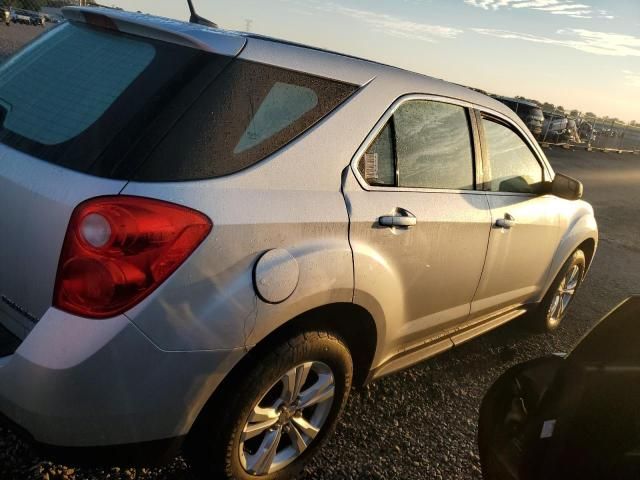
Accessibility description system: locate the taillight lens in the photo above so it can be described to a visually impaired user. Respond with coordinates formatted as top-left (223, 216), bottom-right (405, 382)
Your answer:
top-left (54, 196), bottom-right (212, 319)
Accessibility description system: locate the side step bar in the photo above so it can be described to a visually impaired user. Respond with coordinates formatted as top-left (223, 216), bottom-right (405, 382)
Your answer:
top-left (368, 307), bottom-right (529, 382)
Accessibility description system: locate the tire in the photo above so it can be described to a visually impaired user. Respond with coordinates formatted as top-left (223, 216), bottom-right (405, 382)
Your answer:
top-left (186, 331), bottom-right (353, 480)
top-left (530, 249), bottom-right (586, 332)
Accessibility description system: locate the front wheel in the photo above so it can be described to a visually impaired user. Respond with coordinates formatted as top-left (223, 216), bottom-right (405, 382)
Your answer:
top-left (531, 249), bottom-right (586, 332)
top-left (187, 331), bottom-right (353, 480)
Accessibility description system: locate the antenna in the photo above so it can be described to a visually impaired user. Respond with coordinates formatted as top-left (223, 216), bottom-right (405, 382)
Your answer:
top-left (187, 0), bottom-right (218, 28)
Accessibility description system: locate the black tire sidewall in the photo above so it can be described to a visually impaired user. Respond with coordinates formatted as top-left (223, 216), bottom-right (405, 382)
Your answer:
top-left (191, 332), bottom-right (353, 480)
top-left (539, 249), bottom-right (586, 332)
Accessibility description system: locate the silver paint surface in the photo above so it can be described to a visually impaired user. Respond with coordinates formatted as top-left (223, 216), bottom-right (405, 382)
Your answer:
top-left (0, 7), bottom-right (597, 449)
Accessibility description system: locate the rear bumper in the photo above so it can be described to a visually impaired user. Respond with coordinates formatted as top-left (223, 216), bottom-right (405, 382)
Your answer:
top-left (0, 410), bottom-right (184, 467)
top-left (0, 307), bottom-right (245, 456)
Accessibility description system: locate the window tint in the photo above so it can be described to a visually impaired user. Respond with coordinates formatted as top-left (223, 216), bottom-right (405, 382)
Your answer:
top-left (234, 82), bottom-right (318, 154)
top-left (357, 122), bottom-right (395, 186)
top-left (482, 118), bottom-right (543, 193)
top-left (394, 101), bottom-right (474, 190)
top-left (138, 60), bottom-right (358, 181)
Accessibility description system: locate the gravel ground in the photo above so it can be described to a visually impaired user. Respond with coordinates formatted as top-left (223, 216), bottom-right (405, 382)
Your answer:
top-left (0, 149), bottom-right (639, 478)
top-left (0, 23), bottom-right (50, 61)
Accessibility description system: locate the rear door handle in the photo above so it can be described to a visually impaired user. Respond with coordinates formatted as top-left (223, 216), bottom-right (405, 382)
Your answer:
top-left (495, 213), bottom-right (516, 229)
top-left (379, 214), bottom-right (417, 228)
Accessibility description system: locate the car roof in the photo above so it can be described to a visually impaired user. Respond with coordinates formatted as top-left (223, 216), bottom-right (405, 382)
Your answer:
top-left (62, 6), bottom-right (517, 121)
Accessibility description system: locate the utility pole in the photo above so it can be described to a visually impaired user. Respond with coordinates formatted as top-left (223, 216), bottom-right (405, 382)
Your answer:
top-left (245, 19), bottom-right (253, 32)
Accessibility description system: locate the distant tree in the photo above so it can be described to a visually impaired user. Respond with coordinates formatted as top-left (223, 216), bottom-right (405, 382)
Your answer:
top-left (569, 109), bottom-right (580, 118)
top-left (585, 112), bottom-right (597, 118)
top-left (630, 120), bottom-right (637, 126)
top-left (6, 0), bottom-right (47, 10)
top-left (542, 102), bottom-right (555, 112)
top-left (556, 105), bottom-right (565, 112)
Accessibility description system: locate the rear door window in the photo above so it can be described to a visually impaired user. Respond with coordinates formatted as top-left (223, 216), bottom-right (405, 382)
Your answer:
top-left (357, 99), bottom-right (475, 190)
top-left (357, 122), bottom-right (395, 187)
top-left (395, 101), bottom-right (474, 190)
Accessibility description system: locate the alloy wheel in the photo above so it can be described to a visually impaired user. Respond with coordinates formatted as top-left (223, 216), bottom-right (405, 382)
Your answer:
top-left (239, 361), bottom-right (336, 476)
top-left (547, 264), bottom-right (581, 328)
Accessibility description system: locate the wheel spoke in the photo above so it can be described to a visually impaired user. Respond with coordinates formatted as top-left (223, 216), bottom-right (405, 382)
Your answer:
top-left (549, 295), bottom-right (560, 320)
top-left (242, 406), bottom-right (279, 441)
top-left (562, 293), bottom-right (573, 313)
top-left (252, 405), bottom-right (279, 422)
top-left (557, 294), bottom-right (566, 318)
top-left (287, 422), bottom-right (309, 454)
top-left (298, 374), bottom-right (335, 409)
top-left (291, 415), bottom-right (320, 440)
top-left (281, 363), bottom-right (312, 403)
top-left (250, 426), bottom-right (283, 475)
top-left (239, 361), bottom-right (336, 476)
top-left (566, 267), bottom-right (580, 290)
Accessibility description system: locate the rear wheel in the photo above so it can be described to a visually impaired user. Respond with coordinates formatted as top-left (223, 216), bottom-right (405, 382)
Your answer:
top-left (531, 249), bottom-right (586, 332)
top-left (187, 331), bottom-right (353, 480)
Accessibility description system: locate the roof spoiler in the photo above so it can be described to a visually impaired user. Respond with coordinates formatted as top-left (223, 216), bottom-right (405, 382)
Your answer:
top-left (62, 7), bottom-right (244, 56)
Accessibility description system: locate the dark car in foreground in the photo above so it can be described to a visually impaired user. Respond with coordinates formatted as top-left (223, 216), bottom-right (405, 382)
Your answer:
top-left (479, 296), bottom-right (640, 480)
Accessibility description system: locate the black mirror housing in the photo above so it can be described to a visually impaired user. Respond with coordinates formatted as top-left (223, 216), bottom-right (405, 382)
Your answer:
top-left (551, 173), bottom-right (583, 200)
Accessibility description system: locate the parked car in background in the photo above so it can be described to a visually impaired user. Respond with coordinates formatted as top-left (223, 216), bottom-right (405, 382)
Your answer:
top-left (494, 96), bottom-right (545, 137)
top-left (542, 113), bottom-right (581, 143)
top-left (2, 7), bottom-right (10, 26)
top-left (10, 9), bottom-right (31, 24)
top-left (479, 297), bottom-right (640, 480)
top-left (0, 7), bottom-right (597, 479)
top-left (28, 12), bottom-right (45, 26)
top-left (43, 13), bottom-right (63, 24)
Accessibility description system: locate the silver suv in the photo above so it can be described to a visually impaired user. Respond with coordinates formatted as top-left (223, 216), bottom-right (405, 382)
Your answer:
top-left (0, 7), bottom-right (597, 479)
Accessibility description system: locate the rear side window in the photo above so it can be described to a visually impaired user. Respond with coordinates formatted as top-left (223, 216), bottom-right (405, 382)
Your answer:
top-left (357, 100), bottom-right (474, 190)
top-left (136, 60), bottom-right (358, 181)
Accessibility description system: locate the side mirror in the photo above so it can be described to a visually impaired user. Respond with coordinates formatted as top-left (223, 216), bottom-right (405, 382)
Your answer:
top-left (549, 172), bottom-right (583, 200)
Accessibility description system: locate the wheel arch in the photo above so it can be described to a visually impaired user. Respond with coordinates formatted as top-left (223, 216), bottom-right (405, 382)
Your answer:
top-left (578, 237), bottom-right (596, 271)
top-left (247, 303), bottom-right (378, 387)
top-left (189, 302), bottom-right (378, 440)
top-left (542, 214), bottom-right (597, 302)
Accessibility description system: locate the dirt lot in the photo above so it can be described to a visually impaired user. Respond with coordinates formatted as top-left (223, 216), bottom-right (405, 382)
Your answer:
top-left (0, 23), bottom-right (50, 61)
top-left (1, 149), bottom-right (638, 479)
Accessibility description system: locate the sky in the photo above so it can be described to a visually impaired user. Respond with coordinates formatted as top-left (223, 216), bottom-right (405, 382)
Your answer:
top-left (106, 0), bottom-right (640, 122)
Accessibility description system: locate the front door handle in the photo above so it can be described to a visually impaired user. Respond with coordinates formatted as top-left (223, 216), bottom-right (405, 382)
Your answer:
top-left (379, 214), bottom-right (417, 228)
top-left (495, 213), bottom-right (516, 229)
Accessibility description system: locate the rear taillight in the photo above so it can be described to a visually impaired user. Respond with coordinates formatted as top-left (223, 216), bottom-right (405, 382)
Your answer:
top-left (54, 196), bottom-right (212, 319)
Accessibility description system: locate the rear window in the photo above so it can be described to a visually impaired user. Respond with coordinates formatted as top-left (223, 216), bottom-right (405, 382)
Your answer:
top-left (0, 22), bottom-right (234, 178)
top-left (0, 23), bottom-right (155, 145)
top-left (135, 59), bottom-right (358, 181)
